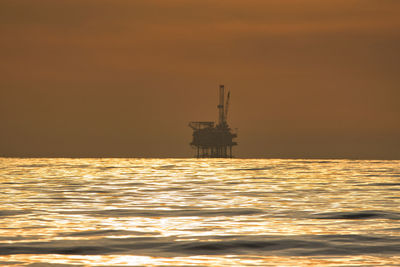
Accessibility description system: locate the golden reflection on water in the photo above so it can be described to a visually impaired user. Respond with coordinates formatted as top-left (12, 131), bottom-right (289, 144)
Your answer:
top-left (3, 254), bottom-right (400, 266)
top-left (0, 158), bottom-right (399, 266)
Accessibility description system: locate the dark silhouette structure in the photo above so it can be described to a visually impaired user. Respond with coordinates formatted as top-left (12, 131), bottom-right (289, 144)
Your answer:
top-left (189, 85), bottom-right (238, 158)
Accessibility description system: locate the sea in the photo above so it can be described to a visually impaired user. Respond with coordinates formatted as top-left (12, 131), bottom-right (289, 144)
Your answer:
top-left (0, 158), bottom-right (399, 266)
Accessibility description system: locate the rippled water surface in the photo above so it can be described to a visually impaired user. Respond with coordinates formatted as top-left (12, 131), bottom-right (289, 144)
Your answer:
top-left (0, 158), bottom-right (399, 266)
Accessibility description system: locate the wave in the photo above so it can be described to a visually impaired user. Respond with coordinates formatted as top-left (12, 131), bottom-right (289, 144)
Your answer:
top-left (72, 208), bottom-right (264, 218)
top-left (0, 209), bottom-right (32, 217)
top-left (0, 234), bottom-right (398, 256)
top-left (58, 229), bottom-right (159, 237)
top-left (363, 183), bottom-right (400, 186)
top-left (310, 210), bottom-right (400, 220)
top-left (234, 167), bottom-right (274, 171)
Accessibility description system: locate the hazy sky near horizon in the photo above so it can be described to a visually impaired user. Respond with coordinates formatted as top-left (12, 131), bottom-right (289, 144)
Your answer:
top-left (1, 0), bottom-right (399, 159)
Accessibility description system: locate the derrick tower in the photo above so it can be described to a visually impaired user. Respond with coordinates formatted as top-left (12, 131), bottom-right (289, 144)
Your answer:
top-left (189, 85), bottom-right (238, 158)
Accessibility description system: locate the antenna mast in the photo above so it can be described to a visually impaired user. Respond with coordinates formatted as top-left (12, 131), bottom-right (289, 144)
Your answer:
top-left (218, 85), bottom-right (225, 126)
top-left (225, 90), bottom-right (230, 123)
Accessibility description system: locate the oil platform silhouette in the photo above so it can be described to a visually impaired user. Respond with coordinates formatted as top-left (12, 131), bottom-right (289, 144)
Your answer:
top-left (189, 85), bottom-right (238, 158)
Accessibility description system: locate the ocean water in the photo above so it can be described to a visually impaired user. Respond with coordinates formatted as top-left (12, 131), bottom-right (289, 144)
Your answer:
top-left (0, 158), bottom-right (399, 266)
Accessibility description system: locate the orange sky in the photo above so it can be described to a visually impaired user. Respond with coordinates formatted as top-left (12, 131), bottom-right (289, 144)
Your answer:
top-left (1, 0), bottom-right (399, 158)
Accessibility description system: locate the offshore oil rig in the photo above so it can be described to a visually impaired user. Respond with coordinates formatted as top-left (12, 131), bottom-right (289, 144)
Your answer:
top-left (189, 85), bottom-right (238, 158)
